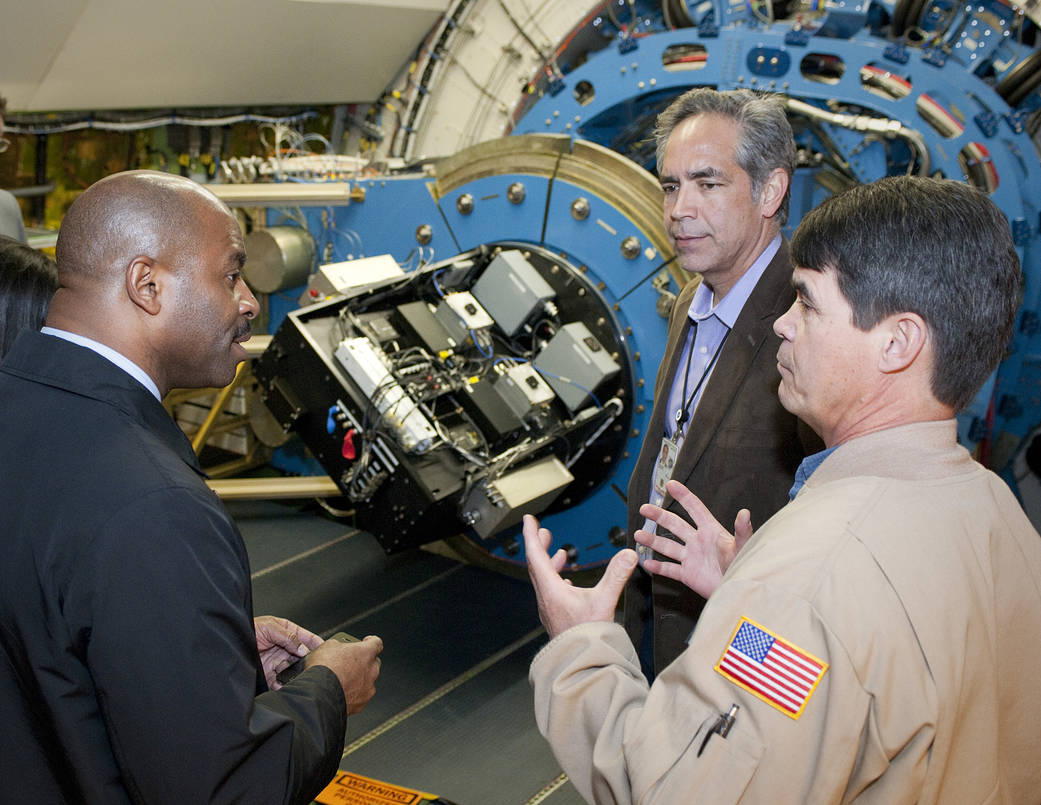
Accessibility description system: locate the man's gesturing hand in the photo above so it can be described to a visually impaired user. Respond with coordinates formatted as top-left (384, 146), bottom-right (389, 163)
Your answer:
top-left (523, 514), bottom-right (638, 639)
top-left (634, 479), bottom-right (753, 599)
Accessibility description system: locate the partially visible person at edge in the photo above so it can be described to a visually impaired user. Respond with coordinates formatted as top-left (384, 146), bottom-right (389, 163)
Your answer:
top-left (0, 234), bottom-right (57, 358)
top-left (0, 94), bottom-right (27, 243)
top-left (0, 170), bottom-right (383, 804)
top-left (623, 87), bottom-right (820, 679)
top-left (525, 176), bottom-right (1041, 803)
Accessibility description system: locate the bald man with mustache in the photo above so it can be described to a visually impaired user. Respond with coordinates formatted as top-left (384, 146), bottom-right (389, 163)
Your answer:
top-left (0, 171), bottom-right (383, 804)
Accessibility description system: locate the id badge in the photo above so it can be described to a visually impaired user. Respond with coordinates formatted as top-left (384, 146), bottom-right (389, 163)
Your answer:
top-left (653, 435), bottom-right (680, 498)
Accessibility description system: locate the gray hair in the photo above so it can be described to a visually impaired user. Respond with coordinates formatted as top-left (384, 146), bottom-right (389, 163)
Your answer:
top-left (654, 88), bottom-right (796, 226)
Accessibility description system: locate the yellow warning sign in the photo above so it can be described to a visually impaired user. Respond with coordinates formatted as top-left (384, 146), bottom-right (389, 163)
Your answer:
top-left (315, 771), bottom-right (438, 805)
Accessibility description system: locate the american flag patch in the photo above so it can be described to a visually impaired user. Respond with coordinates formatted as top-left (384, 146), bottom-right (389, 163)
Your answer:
top-left (714, 617), bottom-right (828, 719)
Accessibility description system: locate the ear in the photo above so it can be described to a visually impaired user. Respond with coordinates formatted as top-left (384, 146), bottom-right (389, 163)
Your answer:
top-left (758, 167), bottom-right (789, 220)
top-left (878, 312), bottom-right (928, 374)
top-left (126, 256), bottom-right (161, 316)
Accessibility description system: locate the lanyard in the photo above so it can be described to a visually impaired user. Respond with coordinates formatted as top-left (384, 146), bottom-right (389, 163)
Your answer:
top-left (675, 319), bottom-right (729, 430)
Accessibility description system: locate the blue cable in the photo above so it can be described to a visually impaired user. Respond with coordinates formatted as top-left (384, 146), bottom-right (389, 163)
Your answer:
top-left (470, 329), bottom-right (494, 358)
top-left (432, 269), bottom-right (447, 298)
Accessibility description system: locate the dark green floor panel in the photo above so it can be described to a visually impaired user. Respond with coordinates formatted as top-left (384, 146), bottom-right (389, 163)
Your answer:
top-left (340, 638), bottom-right (584, 805)
top-left (227, 499), bottom-right (352, 571)
top-left (249, 533), bottom-right (462, 638)
top-left (320, 564), bottom-right (546, 739)
top-left (236, 500), bottom-right (589, 805)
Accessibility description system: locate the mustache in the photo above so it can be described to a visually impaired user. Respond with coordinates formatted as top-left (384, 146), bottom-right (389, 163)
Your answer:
top-left (234, 321), bottom-right (253, 341)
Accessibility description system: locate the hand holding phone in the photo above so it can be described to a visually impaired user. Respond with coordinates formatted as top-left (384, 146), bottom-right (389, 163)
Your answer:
top-left (275, 632), bottom-right (358, 686)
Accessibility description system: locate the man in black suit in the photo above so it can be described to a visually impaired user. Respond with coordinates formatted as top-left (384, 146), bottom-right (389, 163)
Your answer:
top-left (623, 88), bottom-right (819, 677)
top-left (0, 170), bottom-right (383, 803)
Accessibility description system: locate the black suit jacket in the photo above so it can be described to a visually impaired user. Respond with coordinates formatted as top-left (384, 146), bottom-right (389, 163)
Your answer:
top-left (623, 240), bottom-right (820, 675)
top-left (0, 331), bottom-right (346, 804)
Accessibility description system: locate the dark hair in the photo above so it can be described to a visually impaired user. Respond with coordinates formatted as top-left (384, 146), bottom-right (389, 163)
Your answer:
top-left (0, 236), bottom-right (58, 358)
top-left (654, 88), bottom-right (796, 226)
top-left (791, 176), bottom-right (1021, 412)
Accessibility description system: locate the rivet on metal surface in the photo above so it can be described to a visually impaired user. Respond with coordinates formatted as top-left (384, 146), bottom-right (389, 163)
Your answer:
top-left (456, 193), bottom-right (474, 215)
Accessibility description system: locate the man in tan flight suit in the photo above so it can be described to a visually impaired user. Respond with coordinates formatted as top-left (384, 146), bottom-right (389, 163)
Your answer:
top-left (522, 176), bottom-right (1041, 803)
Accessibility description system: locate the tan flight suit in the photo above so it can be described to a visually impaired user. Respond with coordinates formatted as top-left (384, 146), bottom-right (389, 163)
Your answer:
top-left (531, 421), bottom-right (1041, 804)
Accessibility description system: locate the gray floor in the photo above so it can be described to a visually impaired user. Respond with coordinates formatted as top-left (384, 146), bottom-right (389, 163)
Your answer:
top-left (231, 498), bottom-right (586, 805)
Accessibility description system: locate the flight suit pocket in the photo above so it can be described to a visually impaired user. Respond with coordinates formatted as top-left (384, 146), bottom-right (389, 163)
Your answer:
top-left (641, 720), bottom-right (762, 804)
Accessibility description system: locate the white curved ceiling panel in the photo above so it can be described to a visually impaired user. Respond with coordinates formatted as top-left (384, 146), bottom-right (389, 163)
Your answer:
top-left (1, 0), bottom-right (447, 112)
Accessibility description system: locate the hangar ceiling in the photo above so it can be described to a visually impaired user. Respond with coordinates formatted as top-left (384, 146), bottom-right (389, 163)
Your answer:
top-left (0, 0), bottom-right (447, 112)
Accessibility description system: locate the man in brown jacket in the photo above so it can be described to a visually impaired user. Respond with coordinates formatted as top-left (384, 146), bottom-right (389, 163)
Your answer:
top-left (623, 88), bottom-right (819, 677)
top-left (524, 176), bottom-right (1041, 803)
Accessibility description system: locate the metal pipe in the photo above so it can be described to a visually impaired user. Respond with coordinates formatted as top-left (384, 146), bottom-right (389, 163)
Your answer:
top-left (8, 182), bottom-right (55, 198)
top-left (785, 97), bottom-right (931, 176)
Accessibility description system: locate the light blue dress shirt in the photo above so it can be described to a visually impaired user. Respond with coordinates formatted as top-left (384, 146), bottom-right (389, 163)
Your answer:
top-left (641, 235), bottom-right (782, 540)
top-left (788, 445), bottom-right (837, 500)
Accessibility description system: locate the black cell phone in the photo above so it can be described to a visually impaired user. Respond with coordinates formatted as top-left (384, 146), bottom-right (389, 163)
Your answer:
top-left (275, 632), bottom-right (359, 686)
